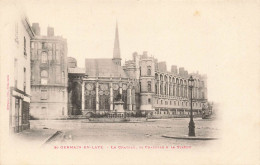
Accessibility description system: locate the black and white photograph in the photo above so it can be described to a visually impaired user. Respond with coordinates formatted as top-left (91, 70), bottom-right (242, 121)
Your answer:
top-left (0, 0), bottom-right (259, 165)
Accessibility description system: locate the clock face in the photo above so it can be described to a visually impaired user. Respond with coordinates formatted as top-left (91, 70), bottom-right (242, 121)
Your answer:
top-left (86, 84), bottom-right (93, 90)
top-left (113, 84), bottom-right (119, 90)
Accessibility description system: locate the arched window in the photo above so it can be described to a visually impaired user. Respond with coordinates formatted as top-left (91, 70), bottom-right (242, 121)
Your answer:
top-left (165, 83), bottom-right (167, 95)
top-left (41, 52), bottom-right (47, 63)
top-left (148, 98), bottom-right (151, 104)
top-left (160, 83), bottom-right (163, 95)
top-left (148, 81), bottom-right (151, 92)
top-left (155, 83), bottom-right (158, 94)
top-left (41, 70), bottom-right (48, 78)
top-left (147, 66), bottom-right (151, 76)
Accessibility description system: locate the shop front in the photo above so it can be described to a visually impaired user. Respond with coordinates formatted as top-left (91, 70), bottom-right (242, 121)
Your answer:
top-left (10, 88), bottom-right (30, 133)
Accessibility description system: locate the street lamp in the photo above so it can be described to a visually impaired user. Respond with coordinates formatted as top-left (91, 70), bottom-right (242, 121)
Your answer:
top-left (188, 76), bottom-right (195, 136)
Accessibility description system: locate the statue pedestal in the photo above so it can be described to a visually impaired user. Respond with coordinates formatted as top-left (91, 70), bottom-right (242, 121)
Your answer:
top-left (114, 99), bottom-right (125, 113)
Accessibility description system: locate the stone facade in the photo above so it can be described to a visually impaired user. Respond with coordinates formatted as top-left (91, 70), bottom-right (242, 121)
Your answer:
top-left (29, 23), bottom-right (208, 119)
top-left (30, 24), bottom-right (68, 119)
top-left (68, 24), bottom-right (135, 116)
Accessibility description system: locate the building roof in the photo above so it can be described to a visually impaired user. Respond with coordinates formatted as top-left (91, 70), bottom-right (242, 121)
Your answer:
top-left (85, 58), bottom-right (128, 78)
top-left (68, 67), bottom-right (85, 74)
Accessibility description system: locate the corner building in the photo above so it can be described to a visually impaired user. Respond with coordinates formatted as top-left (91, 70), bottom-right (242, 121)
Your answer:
top-left (30, 24), bottom-right (68, 119)
top-left (3, 14), bottom-right (34, 132)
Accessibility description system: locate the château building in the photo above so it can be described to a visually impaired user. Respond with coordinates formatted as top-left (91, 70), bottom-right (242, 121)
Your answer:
top-left (28, 23), bottom-right (208, 119)
top-left (67, 23), bottom-right (208, 117)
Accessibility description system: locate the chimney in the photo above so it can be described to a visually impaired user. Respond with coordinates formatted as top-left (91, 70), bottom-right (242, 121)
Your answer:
top-left (47, 27), bottom-right (54, 37)
top-left (179, 67), bottom-right (185, 76)
top-left (171, 65), bottom-right (178, 74)
top-left (142, 51), bottom-right (148, 58)
top-left (158, 62), bottom-right (167, 72)
top-left (32, 23), bottom-right (40, 35)
top-left (185, 71), bottom-right (188, 76)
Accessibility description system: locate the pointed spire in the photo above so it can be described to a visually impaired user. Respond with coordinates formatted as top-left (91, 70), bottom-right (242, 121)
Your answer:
top-left (113, 21), bottom-right (121, 60)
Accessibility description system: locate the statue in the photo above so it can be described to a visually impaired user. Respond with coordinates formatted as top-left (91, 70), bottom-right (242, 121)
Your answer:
top-left (115, 93), bottom-right (122, 101)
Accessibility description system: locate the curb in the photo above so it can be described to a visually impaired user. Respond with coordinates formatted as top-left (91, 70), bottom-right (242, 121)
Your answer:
top-left (162, 135), bottom-right (219, 140)
top-left (42, 130), bottom-right (64, 146)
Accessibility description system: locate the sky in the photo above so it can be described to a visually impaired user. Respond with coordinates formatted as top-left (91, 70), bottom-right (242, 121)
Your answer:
top-left (18, 0), bottom-right (260, 103)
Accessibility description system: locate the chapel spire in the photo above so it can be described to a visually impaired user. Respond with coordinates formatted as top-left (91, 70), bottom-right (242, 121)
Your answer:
top-left (112, 21), bottom-right (121, 66)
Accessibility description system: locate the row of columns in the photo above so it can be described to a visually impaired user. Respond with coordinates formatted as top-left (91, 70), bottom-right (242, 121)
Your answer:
top-left (81, 81), bottom-right (134, 111)
top-left (157, 82), bottom-right (202, 99)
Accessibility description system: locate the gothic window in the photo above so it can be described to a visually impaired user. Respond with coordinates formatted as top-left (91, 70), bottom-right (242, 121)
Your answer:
top-left (100, 95), bottom-right (110, 110)
top-left (147, 66), bottom-right (151, 76)
top-left (148, 81), bottom-right (151, 92)
top-left (41, 52), bottom-right (47, 63)
top-left (155, 83), bottom-right (158, 94)
top-left (122, 90), bottom-right (127, 109)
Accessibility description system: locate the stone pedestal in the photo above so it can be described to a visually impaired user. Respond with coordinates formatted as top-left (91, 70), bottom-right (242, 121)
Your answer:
top-left (114, 99), bottom-right (125, 113)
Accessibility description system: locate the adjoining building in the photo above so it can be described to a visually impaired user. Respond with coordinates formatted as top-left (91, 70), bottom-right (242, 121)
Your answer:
top-left (30, 24), bottom-right (68, 119)
top-left (2, 12), bottom-right (34, 133)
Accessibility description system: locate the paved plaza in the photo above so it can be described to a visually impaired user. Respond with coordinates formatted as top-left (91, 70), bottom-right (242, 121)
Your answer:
top-left (16, 118), bottom-right (220, 148)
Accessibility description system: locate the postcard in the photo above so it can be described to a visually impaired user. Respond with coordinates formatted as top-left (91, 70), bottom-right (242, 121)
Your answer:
top-left (0, 0), bottom-right (259, 164)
